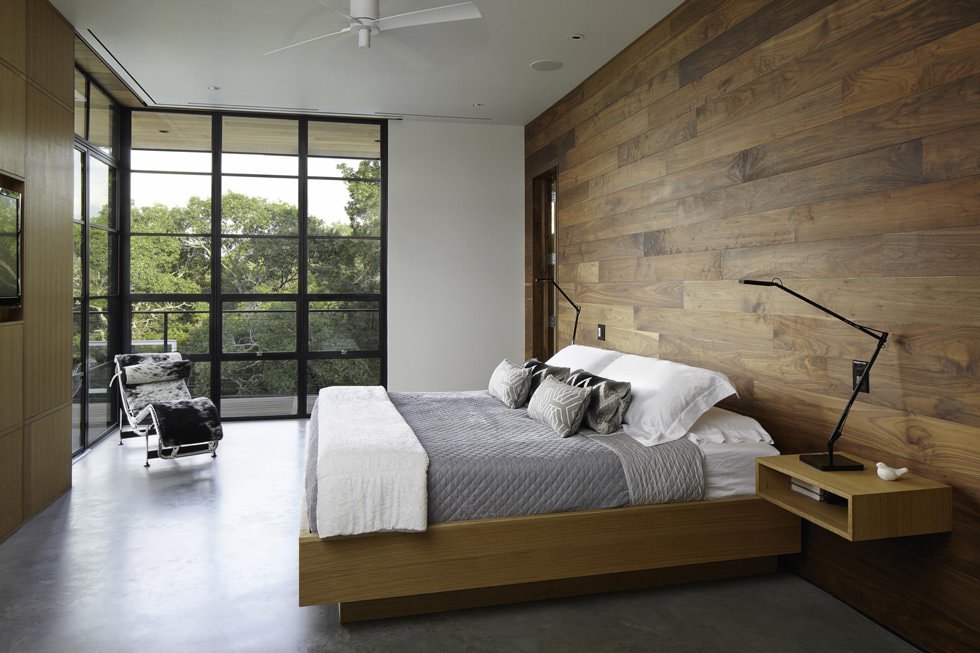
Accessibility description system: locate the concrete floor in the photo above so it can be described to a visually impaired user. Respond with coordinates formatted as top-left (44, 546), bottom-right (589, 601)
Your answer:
top-left (0, 420), bottom-right (920, 653)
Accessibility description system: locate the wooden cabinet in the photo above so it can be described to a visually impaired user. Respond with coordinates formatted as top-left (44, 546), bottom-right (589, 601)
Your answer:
top-left (0, 0), bottom-right (28, 73)
top-left (757, 453), bottom-right (952, 542)
top-left (0, 427), bottom-right (24, 540)
top-left (0, 65), bottom-right (27, 177)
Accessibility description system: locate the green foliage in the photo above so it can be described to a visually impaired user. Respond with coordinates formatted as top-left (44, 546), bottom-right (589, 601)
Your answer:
top-left (127, 159), bottom-right (383, 400)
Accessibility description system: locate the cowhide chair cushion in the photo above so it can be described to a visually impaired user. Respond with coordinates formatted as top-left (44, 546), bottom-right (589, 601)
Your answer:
top-left (121, 360), bottom-right (193, 385)
top-left (152, 398), bottom-right (223, 448)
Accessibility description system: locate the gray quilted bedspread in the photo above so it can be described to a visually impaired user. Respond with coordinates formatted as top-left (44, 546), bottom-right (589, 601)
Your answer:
top-left (305, 390), bottom-right (705, 531)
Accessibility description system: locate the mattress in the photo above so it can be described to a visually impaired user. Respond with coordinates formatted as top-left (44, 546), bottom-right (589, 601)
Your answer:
top-left (305, 390), bottom-right (777, 530)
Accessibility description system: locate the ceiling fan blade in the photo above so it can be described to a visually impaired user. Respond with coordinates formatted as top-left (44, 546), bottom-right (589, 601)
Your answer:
top-left (313, 0), bottom-right (352, 20)
top-left (375, 2), bottom-right (481, 31)
top-left (264, 27), bottom-right (350, 55)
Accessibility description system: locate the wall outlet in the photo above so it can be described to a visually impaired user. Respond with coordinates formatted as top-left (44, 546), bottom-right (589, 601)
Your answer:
top-left (597, 324), bottom-right (606, 341)
top-left (852, 360), bottom-right (870, 393)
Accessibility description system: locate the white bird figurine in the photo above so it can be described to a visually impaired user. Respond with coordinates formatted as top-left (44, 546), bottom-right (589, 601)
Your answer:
top-left (876, 462), bottom-right (908, 481)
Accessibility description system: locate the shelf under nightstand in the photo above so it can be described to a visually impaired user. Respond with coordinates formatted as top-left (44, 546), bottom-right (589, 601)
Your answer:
top-left (756, 453), bottom-right (952, 542)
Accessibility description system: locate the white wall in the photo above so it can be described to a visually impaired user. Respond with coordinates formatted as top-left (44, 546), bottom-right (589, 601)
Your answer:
top-left (387, 120), bottom-right (524, 391)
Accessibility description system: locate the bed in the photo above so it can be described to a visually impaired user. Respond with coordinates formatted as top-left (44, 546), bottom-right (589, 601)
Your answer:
top-left (299, 349), bottom-right (801, 621)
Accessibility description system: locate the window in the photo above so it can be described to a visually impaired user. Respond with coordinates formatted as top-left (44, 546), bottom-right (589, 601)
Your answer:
top-left (126, 112), bottom-right (385, 419)
top-left (72, 69), bottom-right (120, 454)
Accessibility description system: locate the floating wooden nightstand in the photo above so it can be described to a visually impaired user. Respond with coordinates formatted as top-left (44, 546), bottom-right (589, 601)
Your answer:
top-left (756, 454), bottom-right (952, 542)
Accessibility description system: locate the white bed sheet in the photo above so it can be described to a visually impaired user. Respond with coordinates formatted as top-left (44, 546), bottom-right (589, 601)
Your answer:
top-left (694, 439), bottom-right (779, 499)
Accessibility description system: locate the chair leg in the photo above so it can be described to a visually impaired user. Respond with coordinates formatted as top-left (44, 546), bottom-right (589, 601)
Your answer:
top-left (144, 433), bottom-right (150, 468)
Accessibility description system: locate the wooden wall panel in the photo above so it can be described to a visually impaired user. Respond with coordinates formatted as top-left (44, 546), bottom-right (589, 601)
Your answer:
top-left (0, 65), bottom-right (27, 177)
top-left (525, 1), bottom-right (980, 651)
top-left (26, 0), bottom-right (72, 107)
top-left (0, 323), bottom-right (24, 433)
top-left (23, 406), bottom-right (70, 515)
top-left (0, 0), bottom-right (28, 73)
top-left (23, 87), bottom-right (72, 419)
top-left (0, 428), bottom-right (23, 540)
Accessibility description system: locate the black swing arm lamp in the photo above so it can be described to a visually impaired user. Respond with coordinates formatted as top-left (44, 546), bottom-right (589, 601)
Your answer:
top-left (740, 278), bottom-right (889, 472)
top-left (536, 278), bottom-right (581, 345)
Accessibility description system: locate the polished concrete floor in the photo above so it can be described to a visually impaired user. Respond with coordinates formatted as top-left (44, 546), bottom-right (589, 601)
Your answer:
top-left (0, 421), bottom-right (920, 653)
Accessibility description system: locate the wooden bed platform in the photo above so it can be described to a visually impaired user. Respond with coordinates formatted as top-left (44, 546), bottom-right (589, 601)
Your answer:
top-left (299, 496), bottom-right (801, 621)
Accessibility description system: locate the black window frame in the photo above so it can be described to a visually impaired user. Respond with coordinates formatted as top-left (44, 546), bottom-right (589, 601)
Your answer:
top-left (124, 109), bottom-right (387, 420)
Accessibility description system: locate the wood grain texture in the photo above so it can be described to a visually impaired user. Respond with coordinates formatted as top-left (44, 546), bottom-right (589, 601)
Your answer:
top-left (0, 428), bottom-right (23, 541)
top-left (0, 64), bottom-right (27, 177)
top-left (0, 323), bottom-right (24, 433)
top-left (0, 0), bottom-right (27, 73)
top-left (26, 0), bottom-right (72, 107)
top-left (23, 406), bottom-right (70, 515)
top-left (300, 497), bottom-right (800, 607)
top-left (23, 86), bottom-right (72, 419)
top-left (526, 1), bottom-right (980, 650)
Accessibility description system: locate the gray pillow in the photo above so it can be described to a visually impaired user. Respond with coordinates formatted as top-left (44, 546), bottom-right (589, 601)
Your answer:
top-left (488, 359), bottom-right (532, 408)
top-left (565, 369), bottom-right (632, 435)
top-left (527, 375), bottom-right (592, 437)
top-left (522, 358), bottom-right (571, 397)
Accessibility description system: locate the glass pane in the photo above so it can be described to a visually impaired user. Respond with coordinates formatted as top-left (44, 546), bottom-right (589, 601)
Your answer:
top-left (308, 178), bottom-right (380, 237)
top-left (73, 150), bottom-right (83, 222)
top-left (73, 224), bottom-right (83, 298)
top-left (309, 301), bottom-right (379, 352)
top-left (130, 235), bottom-right (211, 294)
top-left (132, 150), bottom-right (212, 173)
top-left (88, 85), bottom-right (116, 157)
top-left (88, 229), bottom-right (113, 296)
top-left (221, 360), bottom-right (297, 418)
top-left (187, 361), bottom-right (210, 399)
top-left (221, 178), bottom-right (297, 235)
top-left (308, 121), bottom-right (380, 159)
top-left (222, 301), bottom-right (296, 354)
top-left (221, 237), bottom-right (298, 294)
top-left (72, 300), bottom-right (83, 452)
top-left (308, 238), bottom-right (381, 294)
top-left (308, 157), bottom-right (381, 178)
top-left (131, 301), bottom-right (210, 354)
top-left (131, 172), bottom-right (211, 234)
top-left (87, 363), bottom-right (113, 442)
top-left (88, 158), bottom-right (113, 228)
top-left (223, 116), bottom-right (298, 156)
top-left (132, 112), bottom-right (212, 152)
top-left (74, 71), bottom-right (87, 138)
top-left (87, 299), bottom-right (110, 367)
top-left (307, 358), bottom-right (381, 410)
top-left (223, 153), bottom-right (297, 176)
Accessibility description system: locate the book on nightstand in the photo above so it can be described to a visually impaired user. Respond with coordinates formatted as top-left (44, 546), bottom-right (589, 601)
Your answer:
top-left (789, 479), bottom-right (848, 505)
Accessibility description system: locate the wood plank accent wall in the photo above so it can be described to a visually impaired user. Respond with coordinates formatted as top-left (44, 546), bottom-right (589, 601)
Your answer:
top-left (524, 1), bottom-right (980, 651)
top-left (0, 0), bottom-right (75, 542)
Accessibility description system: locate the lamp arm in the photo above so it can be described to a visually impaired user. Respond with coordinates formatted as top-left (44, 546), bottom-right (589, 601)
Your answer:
top-left (535, 278), bottom-right (582, 345)
top-left (826, 332), bottom-right (888, 462)
top-left (768, 283), bottom-right (884, 340)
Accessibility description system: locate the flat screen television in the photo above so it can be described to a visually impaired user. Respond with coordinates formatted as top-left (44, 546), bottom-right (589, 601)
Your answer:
top-left (0, 187), bottom-right (22, 308)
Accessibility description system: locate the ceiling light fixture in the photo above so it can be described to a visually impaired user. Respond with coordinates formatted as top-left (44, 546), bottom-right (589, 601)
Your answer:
top-left (472, 103), bottom-right (484, 108)
top-left (567, 33), bottom-right (585, 41)
top-left (207, 85), bottom-right (221, 91)
top-left (530, 60), bottom-right (563, 72)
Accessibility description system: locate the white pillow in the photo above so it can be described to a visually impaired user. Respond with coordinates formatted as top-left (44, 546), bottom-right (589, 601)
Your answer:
top-left (685, 407), bottom-right (773, 445)
top-left (545, 345), bottom-right (624, 375)
top-left (599, 354), bottom-right (736, 446)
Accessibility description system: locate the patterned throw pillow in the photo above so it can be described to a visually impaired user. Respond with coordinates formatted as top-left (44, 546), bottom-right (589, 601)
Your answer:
top-left (522, 358), bottom-right (571, 397)
top-left (564, 369), bottom-right (632, 435)
top-left (527, 375), bottom-right (592, 437)
top-left (488, 359), bottom-right (532, 408)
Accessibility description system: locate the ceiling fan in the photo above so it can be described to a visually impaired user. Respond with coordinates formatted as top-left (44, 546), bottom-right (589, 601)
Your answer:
top-left (266, 0), bottom-right (482, 54)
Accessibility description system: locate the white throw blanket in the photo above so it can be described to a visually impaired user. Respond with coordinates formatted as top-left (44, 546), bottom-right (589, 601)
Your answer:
top-left (315, 385), bottom-right (429, 537)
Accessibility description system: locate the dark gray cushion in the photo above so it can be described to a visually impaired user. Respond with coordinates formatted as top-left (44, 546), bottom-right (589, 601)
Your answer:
top-left (565, 369), bottom-right (632, 435)
top-left (487, 359), bottom-right (532, 408)
top-left (522, 358), bottom-right (571, 397)
top-left (527, 375), bottom-right (592, 437)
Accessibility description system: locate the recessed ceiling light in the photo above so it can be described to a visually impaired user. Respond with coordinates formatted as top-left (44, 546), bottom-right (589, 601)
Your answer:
top-left (530, 60), bottom-right (563, 72)
top-left (472, 103), bottom-right (484, 108)
top-left (208, 85), bottom-right (221, 91)
top-left (567, 33), bottom-right (585, 41)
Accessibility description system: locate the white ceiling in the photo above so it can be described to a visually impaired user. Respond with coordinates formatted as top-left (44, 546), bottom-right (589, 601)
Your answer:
top-left (53, 0), bottom-right (683, 125)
